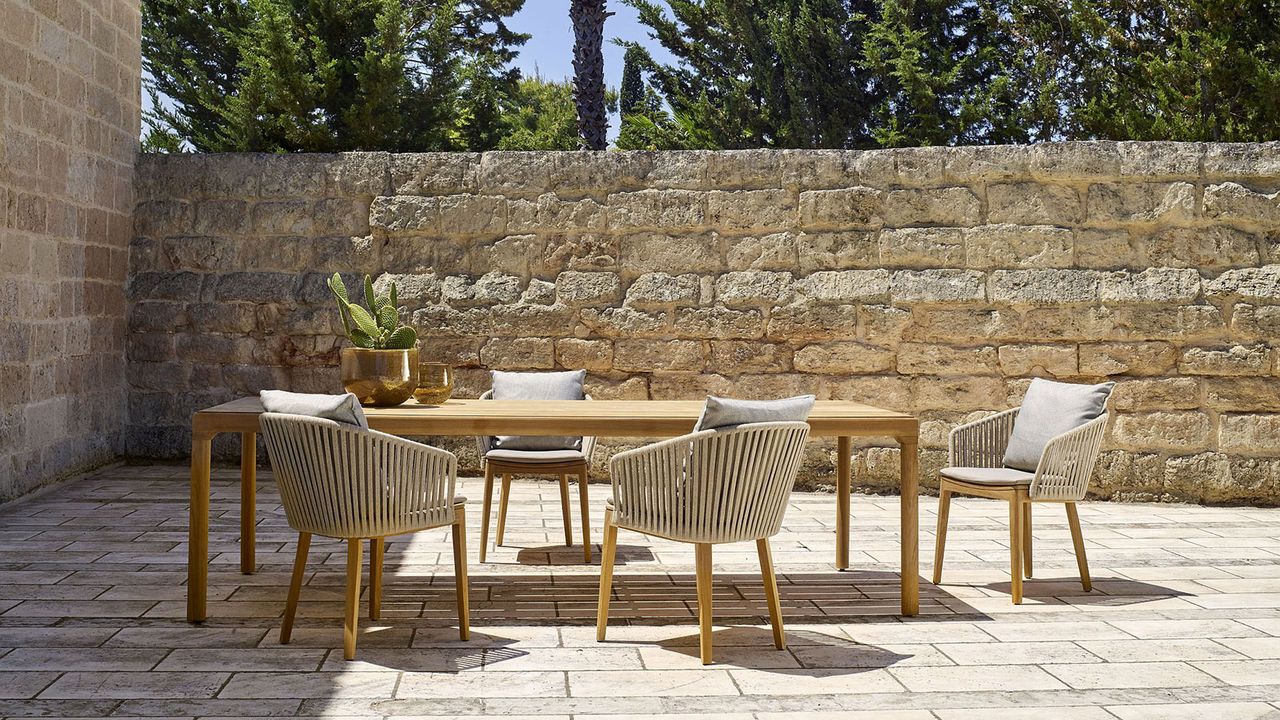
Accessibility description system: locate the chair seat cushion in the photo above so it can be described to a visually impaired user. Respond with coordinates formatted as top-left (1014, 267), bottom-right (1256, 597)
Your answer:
top-left (940, 466), bottom-right (1035, 486)
top-left (491, 370), bottom-right (586, 451)
top-left (485, 448), bottom-right (587, 465)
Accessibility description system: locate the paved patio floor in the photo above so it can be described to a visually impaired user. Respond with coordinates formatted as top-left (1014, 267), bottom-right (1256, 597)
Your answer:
top-left (1, 464), bottom-right (1280, 719)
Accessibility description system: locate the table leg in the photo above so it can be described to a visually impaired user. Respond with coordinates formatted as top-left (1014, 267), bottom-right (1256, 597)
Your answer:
top-left (240, 432), bottom-right (256, 574)
top-left (836, 436), bottom-right (851, 570)
top-left (188, 431), bottom-right (213, 623)
top-left (899, 434), bottom-right (919, 616)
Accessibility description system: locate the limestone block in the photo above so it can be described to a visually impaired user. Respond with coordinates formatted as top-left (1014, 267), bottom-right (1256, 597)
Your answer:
top-left (715, 271), bottom-right (794, 307)
top-left (391, 153), bottom-right (479, 195)
top-left (193, 200), bottom-right (249, 235)
top-left (726, 232), bottom-right (797, 271)
top-left (477, 152), bottom-right (554, 196)
top-left (555, 338), bottom-right (613, 371)
top-left (911, 376), bottom-right (1007, 412)
top-left (1204, 377), bottom-right (1280, 412)
top-left (1027, 141), bottom-right (1122, 179)
top-left (1100, 268), bottom-right (1202, 303)
top-left (543, 233), bottom-right (619, 272)
top-left (944, 144), bottom-right (1032, 183)
top-left (475, 234), bottom-right (543, 277)
top-left (618, 232), bottom-right (721, 274)
top-left (584, 375), bottom-right (650, 400)
top-left (778, 149), bottom-right (848, 189)
top-left (369, 196), bottom-right (438, 234)
top-left (891, 147), bottom-right (948, 186)
top-left (988, 183), bottom-right (1082, 226)
top-left (251, 200), bottom-right (312, 236)
top-left (382, 236), bottom-right (466, 274)
top-left (879, 227), bottom-right (965, 267)
top-left (133, 200), bottom-right (192, 237)
top-left (859, 304), bottom-right (914, 343)
top-left (1110, 377), bottom-right (1201, 411)
top-left (989, 269), bottom-right (1101, 304)
top-left (706, 189), bottom-right (794, 231)
top-left (883, 187), bottom-right (980, 227)
top-left (1111, 411), bottom-right (1211, 451)
top-left (825, 376), bottom-right (912, 410)
top-left (1117, 141), bottom-right (1202, 178)
top-left (441, 272), bottom-right (522, 307)
top-left (794, 341), bottom-right (894, 374)
top-left (521, 278), bottom-right (556, 305)
top-left (963, 224), bottom-right (1073, 270)
top-left (766, 301), bottom-right (857, 341)
top-left (797, 187), bottom-right (883, 229)
top-left (614, 339), bottom-right (705, 372)
top-left (1203, 265), bottom-right (1280, 302)
top-left (1087, 182), bottom-right (1196, 225)
top-left (795, 269), bottom-right (890, 304)
top-left (1203, 182), bottom-right (1280, 225)
top-left (1230, 304), bottom-right (1280, 339)
top-left (1163, 452), bottom-right (1234, 502)
top-left (1146, 226), bottom-right (1261, 269)
top-left (897, 343), bottom-right (998, 375)
top-left (649, 372), bottom-right (735, 399)
top-left (997, 344), bottom-right (1078, 377)
top-left (647, 151), bottom-right (709, 190)
top-left (706, 149), bottom-right (781, 189)
top-left (625, 272), bottom-right (700, 308)
top-left (673, 307), bottom-right (763, 340)
top-left (907, 307), bottom-right (1016, 343)
top-left (1074, 229), bottom-right (1146, 269)
top-left (795, 231), bottom-right (878, 272)
top-left (552, 152), bottom-right (654, 195)
top-left (555, 271), bottom-right (622, 306)
top-left (1110, 304), bottom-right (1227, 342)
top-left (578, 307), bottom-right (670, 338)
top-left (507, 193), bottom-right (605, 233)
top-left (708, 341), bottom-right (792, 373)
top-left (259, 156), bottom-right (328, 197)
top-left (1179, 344), bottom-right (1273, 376)
top-left (438, 194), bottom-right (506, 236)
top-left (1203, 142), bottom-right (1280, 178)
top-left (491, 302), bottom-right (576, 335)
top-left (212, 272), bottom-right (296, 303)
top-left (607, 189), bottom-right (706, 230)
top-left (480, 337), bottom-right (554, 369)
top-left (417, 337), bottom-right (483, 367)
top-left (326, 152), bottom-right (391, 196)
top-left (1078, 342), bottom-right (1177, 376)
top-left (890, 269), bottom-right (985, 303)
top-left (1219, 414), bottom-right (1280, 454)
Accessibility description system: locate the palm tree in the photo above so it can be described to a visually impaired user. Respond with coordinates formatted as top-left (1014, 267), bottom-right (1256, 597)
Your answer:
top-left (570, 0), bottom-right (611, 150)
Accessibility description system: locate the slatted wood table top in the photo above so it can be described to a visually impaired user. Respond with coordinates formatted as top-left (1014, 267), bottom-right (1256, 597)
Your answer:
top-left (195, 397), bottom-right (919, 437)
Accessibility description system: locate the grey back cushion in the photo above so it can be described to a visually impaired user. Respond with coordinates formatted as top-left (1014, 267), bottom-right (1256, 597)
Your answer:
top-left (694, 394), bottom-right (816, 432)
top-left (491, 370), bottom-right (586, 451)
top-left (259, 390), bottom-right (369, 429)
top-left (1003, 378), bottom-right (1114, 471)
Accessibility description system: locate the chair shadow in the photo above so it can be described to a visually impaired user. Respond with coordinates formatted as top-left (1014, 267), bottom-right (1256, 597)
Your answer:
top-left (648, 626), bottom-right (913, 675)
top-left (982, 576), bottom-right (1189, 606)
top-left (513, 544), bottom-right (656, 566)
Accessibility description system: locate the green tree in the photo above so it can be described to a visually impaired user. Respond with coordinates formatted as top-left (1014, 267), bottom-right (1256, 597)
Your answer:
top-left (142, 0), bottom-right (529, 152)
top-left (497, 76), bottom-right (582, 150)
top-left (619, 44), bottom-right (645, 116)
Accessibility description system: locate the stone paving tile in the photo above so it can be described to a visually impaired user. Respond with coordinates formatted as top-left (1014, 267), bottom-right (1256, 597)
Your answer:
top-left (3, 467), bottom-right (1280, 717)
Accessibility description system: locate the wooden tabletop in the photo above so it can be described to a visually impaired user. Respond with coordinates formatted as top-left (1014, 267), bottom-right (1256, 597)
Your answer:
top-left (194, 397), bottom-right (918, 438)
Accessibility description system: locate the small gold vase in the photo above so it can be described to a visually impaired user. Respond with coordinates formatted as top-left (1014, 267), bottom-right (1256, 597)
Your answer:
top-left (340, 347), bottom-right (419, 407)
top-left (413, 362), bottom-right (454, 405)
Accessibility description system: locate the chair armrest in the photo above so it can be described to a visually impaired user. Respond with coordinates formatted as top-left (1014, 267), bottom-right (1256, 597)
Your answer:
top-left (948, 408), bottom-right (1019, 468)
top-left (1031, 413), bottom-right (1108, 501)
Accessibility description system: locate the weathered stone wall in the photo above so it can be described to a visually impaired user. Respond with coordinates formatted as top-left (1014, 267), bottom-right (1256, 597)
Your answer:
top-left (1, 0), bottom-right (140, 500)
top-left (130, 144), bottom-right (1280, 503)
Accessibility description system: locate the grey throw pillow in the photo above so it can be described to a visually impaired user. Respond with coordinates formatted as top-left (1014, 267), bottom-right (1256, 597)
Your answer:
top-left (491, 370), bottom-right (586, 451)
top-left (694, 394), bottom-right (816, 432)
top-left (1002, 378), bottom-right (1114, 472)
top-left (259, 390), bottom-right (369, 429)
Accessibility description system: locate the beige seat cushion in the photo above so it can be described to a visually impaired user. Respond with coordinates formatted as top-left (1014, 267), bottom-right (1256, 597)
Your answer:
top-left (940, 466), bottom-right (1034, 486)
top-left (485, 448), bottom-right (587, 464)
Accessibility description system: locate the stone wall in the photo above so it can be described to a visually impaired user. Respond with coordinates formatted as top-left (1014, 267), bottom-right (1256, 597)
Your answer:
top-left (130, 144), bottom-right (1280, 503)
top-left (0, 0), bottom-right (140, 500)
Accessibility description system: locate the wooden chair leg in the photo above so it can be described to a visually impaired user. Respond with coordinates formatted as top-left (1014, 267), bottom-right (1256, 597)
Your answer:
top-left (369, 537), bottom-right (384, 620)
top-left (1066, 502), bottom-right (1092, 592)
top-left (932, 487), bottom-right (951, 585)
top-left (480, 464), bottom-right (495, 563)
top-left (695, 542), bottom-right (714, 665)
top-left (1022, 502), bottom-right (1033, 579)
top-left (452, 505), bottom-right (470, 640)
top-left (343, 538), bottom-right (363, 660)
top-left (757, 538), bottom-right (785, 650)
top-left (578, 469), bottom-right (591, 562)
top-left (1008, 490), bottom-right (1024, 605)
top-left (558, 474), bottom-right (573, 546)
top-left (596, 507), bottom-right (618, 641)
top-left (496, 474), bottom-right (512, 546)
top-left (280, 532), bottom-right (310, 644)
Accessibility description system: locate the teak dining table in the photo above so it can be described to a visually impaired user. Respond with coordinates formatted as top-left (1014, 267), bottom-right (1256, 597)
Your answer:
top-left (186, 397), bottom-right (921, 621)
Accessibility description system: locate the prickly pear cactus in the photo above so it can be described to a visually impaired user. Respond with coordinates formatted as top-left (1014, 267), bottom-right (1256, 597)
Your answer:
top-left (328, 273), bottom-right (418, 350)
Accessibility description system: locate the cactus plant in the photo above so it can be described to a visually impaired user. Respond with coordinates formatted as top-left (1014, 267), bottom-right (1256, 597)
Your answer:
top-left (327, 273), bottom-right (418, 350)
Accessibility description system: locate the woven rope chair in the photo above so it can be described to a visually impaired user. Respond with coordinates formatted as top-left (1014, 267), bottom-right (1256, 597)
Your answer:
top-left (933, 408), bottom-right (1109, 604)
top-left (475, 390), bottom-right (597, 562)
top-left (260, 413), bottom-right (469, 660)
top-left (596, 421), bottom-right (810, 665)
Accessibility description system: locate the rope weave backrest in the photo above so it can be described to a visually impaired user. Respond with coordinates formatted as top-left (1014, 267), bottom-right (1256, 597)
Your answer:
top-left (609, 422), bottom-right (810, 544)
top-left (1030, 413), bottom-right (1109, 502)
top-left (260, 413), bottom-right (457, 539)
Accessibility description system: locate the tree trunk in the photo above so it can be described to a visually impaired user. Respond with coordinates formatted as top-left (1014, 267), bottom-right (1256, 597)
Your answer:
top-left (571, 0), bottom-right (610, 150)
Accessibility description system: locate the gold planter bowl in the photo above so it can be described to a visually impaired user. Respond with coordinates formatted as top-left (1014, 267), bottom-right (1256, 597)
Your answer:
top-left (413, 363), bottom-right (454, 405)
top-left (340, 347), bottom-right (419, 407)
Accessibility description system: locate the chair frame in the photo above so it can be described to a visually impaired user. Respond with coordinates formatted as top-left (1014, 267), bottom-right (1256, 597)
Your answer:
top-left (932, 407), bottom-right (1109, 604)
top-left (476, 391), bottom-right (596, 563)
top-left (261, 413), bottom-right (470, 659)
top-left (596, 421), bottom-right (810, 664)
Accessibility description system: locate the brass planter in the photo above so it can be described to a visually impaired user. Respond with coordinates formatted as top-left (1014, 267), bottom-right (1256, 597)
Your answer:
top-left (340, 347), bottom-right (419, 407)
